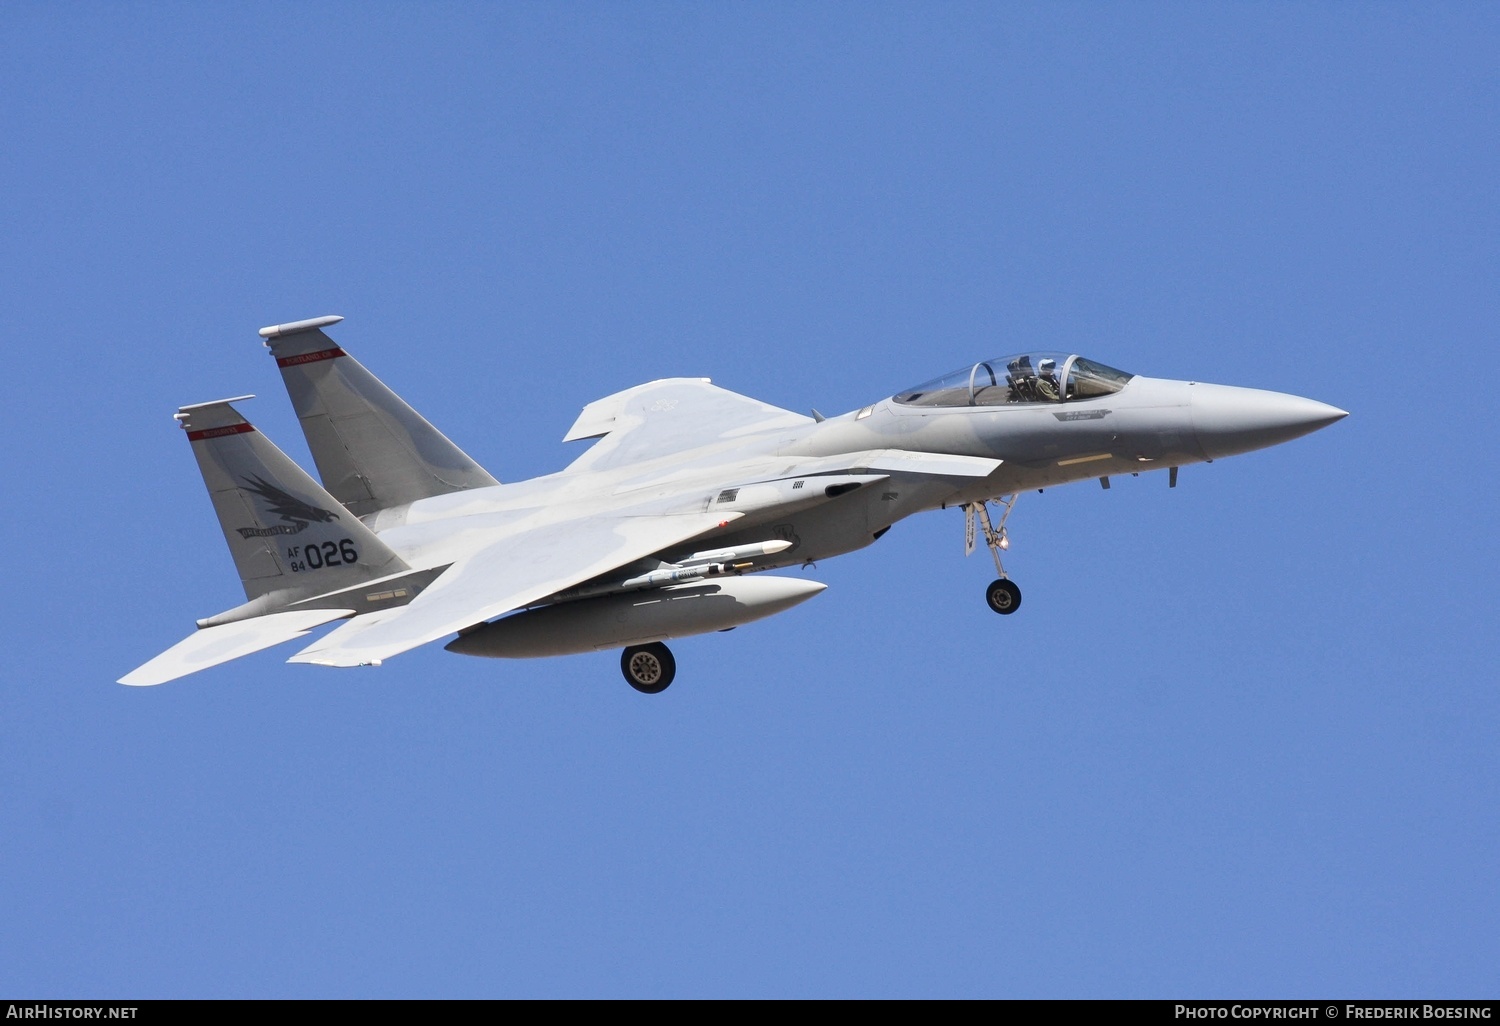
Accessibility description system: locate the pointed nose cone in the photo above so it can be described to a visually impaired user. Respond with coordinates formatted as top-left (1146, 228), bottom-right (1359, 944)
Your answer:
top-left (1191, 383), bottom-right (1347, 459)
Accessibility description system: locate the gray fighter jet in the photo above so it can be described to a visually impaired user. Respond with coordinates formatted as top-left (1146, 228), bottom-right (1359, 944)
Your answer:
top-left (120, 316), bottom-right (1346, 691)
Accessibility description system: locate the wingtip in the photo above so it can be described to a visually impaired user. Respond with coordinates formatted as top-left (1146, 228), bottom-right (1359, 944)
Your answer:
top-left (117, 663), bottom-right (173, 686)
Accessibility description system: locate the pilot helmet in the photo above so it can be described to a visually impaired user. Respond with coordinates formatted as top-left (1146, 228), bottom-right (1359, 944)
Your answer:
top-left (1039, 358), bottom-right (1056, 375)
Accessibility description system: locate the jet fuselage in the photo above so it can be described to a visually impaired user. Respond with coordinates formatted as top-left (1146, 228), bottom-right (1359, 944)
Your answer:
top-left (361, 372), bottom-right (1345, 581)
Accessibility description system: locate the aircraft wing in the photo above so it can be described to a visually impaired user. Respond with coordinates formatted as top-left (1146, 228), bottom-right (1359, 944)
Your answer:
top-left (562, 378), bottom-right (813, 473)
top-left (288, 509), bottom-right (743, 668)
top-left (119, 608), bottom-right (355, 686)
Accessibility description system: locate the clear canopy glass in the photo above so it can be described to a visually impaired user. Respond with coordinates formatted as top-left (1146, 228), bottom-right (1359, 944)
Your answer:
top-left (893, 353), bottom-right (1134, 407)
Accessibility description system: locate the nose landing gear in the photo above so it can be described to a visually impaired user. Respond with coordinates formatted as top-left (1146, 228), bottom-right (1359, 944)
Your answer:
top-left (621, 642), bottom-right (676, 693)
top-left (965, 496), bottom-right (1022, 615)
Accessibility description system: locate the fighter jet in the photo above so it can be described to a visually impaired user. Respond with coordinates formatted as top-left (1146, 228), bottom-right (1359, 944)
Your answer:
top-left (120, 316), bottom-right (1346, 692)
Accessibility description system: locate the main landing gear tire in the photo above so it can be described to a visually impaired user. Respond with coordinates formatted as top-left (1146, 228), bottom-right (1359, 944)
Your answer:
top-left (621, 642), bottom-right (676, 694)
top-left (985, 579), bottom-right (1021, 615)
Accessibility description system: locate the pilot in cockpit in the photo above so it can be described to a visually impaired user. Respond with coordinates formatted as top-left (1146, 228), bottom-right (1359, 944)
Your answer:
top-left (1006, 356), bottom-right (1035, 402)
top-left (1036, 358), bottom-right (1060, 401)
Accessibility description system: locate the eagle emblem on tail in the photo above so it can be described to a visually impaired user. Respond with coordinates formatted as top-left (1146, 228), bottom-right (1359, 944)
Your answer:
top-left (236, 475), bottom-right (340, 538)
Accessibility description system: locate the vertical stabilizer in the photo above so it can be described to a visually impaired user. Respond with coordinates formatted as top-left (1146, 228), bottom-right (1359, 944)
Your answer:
top-left (176, 397), bottom-right (409, 602)
top-left (259, 316), bottom-right (499, 516)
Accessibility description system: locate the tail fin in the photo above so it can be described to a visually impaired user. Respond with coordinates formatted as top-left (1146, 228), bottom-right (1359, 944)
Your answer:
top-left (258, 315), bottom-right (499, 517)
top-left (176, 396), bottom-right (410, 603)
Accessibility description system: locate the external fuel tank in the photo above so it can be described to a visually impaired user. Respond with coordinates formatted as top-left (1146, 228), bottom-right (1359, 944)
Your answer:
top-left (444, 575), bottom-right (826, 659)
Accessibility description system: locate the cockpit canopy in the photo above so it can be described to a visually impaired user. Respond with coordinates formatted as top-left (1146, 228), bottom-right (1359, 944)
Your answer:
top-left (893, 353), bottom-right (1134, 407)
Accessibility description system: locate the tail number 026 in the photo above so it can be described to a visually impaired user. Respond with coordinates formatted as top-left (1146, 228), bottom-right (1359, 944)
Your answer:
top-left (286, 539), bottom-right (358, 571)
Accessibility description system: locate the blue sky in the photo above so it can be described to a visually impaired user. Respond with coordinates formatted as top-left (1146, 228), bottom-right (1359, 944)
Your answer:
top-left (2, 2), bottom-right (1496, 998)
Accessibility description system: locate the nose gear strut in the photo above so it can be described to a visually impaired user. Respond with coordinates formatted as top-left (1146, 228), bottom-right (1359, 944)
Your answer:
top-left (965, 496), bottom-right (1022, 615)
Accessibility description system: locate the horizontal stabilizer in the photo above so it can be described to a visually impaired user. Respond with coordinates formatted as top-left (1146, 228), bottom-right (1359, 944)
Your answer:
top-left (119, 609), bottom-right (354, 686)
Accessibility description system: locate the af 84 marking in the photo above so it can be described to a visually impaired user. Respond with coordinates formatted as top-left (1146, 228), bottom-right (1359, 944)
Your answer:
top-left (286, 539), bottom-right (359, 572)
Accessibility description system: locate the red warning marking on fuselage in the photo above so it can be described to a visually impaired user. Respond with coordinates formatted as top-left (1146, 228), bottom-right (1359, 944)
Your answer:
top-left (186, 423), bottom-right (257, 442)
top-left (275, 347), bottom-right (346, 368)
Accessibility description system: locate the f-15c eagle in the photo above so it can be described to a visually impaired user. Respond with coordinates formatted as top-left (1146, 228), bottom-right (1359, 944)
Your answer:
top-left (121, 315), bottom-right (1345, 692)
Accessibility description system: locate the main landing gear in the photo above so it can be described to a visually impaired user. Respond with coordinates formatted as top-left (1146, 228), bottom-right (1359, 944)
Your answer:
top-left (966, 496), bottom-right (1022, 615)
top-left (621, 642), bottom-right (676, 694)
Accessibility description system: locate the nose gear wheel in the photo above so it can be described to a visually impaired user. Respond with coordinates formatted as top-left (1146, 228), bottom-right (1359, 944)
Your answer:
top-left (986, 578), bottom-right (1021, 614)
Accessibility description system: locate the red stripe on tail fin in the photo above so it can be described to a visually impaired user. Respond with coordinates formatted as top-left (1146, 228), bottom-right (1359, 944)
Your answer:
top-left (187, 423), bottom-right (256, 442)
